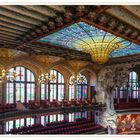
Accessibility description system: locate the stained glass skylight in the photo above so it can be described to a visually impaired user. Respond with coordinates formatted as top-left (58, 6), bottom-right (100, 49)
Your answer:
top-left (38, 22), bottom-right (140, 64)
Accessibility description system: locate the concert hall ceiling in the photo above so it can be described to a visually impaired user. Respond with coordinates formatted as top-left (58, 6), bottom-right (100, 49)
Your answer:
top-left (0, 5), bottom-right (140, 63)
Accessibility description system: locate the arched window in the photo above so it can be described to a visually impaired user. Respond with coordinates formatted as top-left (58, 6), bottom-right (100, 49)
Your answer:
top-left (41, 70), bottom-right (65, 101)
top-left (6, 66), bottom-right (35, 104)
top-left (76, 74), bottom-right (88, 100)
top-left (69, 74), bottom-right (88, 100)
top-left (128, 71), bottom-right (139, 99)
top-left (114, 71), bottom-right (139, 100)
top-left (69, 76), bottom-right (75, 101)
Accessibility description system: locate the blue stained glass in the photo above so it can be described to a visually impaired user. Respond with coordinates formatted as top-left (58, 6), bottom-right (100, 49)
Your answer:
top-left (38, 22), bottom-right (140, 58)
top-left (110, 44), bottom-right (140, 57)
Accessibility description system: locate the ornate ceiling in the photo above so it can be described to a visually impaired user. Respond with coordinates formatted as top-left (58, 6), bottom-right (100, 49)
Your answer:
top-left (0, 5), bottom-right (140, 63)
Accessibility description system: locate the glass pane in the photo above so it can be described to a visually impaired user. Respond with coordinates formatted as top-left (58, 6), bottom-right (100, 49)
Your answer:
top-left (6, 83), bottom-right (14, 104)
top-left (69, 84), bottom-right (75, 101)
top-left (15, 119), bottom-right (20, 128)
top-left (41, 116), bottom-right (45, 126)
top-left (41, 84), bottom-right (45, 100)
top-left (58, 85), bottom-right (64, 101)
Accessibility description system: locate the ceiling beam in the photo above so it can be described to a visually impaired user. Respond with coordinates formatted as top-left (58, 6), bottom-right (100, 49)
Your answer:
top-left (122, 5), bottom-right (140, 21)
top-left (106, 6), bottom-right (140, 30)
top-left (0, 26), bottom-right (23, 35)
top-left (0, 36), bottom-right (17, 42)
top-left (0, 20), bottom-right (29, 32)
top-left (0, 39), bottom-right (18, 45)
top-left (22, 5), bottom-right (57, 17)
top-left (0, 5), bottom-right (48, 22)
top-left (0, 34), bottom-right (16, 40)
top-left (0, 7), bottom-right (41, 25)
top-left (95, 5), bottom-right (112, 13)
top-left (0, 31), bottom-right (20, 37)
top-left (0, 15), bottom-right (35, 29)
top-left (46, 5), bottom-right (65, 13)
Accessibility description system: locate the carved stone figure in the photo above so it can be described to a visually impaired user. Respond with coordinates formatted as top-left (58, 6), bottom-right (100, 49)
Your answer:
top-left (95, 64), bottom-right (132, 129)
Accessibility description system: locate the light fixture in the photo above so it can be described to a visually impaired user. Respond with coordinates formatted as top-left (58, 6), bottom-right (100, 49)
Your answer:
top-left (38, 72), bottom-right (56, 84)
top-left (69, 73), bottom-right (86, 85)
top-left (0, 69), bottom-right (6, 83)
top-left (6, 70), bottom-right (18, 82)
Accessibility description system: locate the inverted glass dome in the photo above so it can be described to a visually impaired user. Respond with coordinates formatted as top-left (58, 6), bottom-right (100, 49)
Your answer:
top-left (38, 22), bottom-right (140, 64)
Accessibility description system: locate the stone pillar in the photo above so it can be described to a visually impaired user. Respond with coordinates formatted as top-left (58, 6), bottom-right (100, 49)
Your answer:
top-left (65, 78), bottom-right (69, 100)
top-left (2, 82), bottom-right (7, 104)
top-left (36, 82), bottom-right (41, 104)
top-left (117, 87), bottom-right (120, 104)
top-left (138, 86), bottom-right (140, 103)
top-left (35, 116), bottom-right (41, 124)
top-left (64, 113), bottom-right (69, 122)
top-left (88, 80), bottom-right (91, 100)
top-left (126, 86), bottom-right (129, 103)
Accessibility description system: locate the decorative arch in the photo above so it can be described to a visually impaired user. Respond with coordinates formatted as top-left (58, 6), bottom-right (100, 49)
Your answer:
top-left (6, 66), bottom-right (36, 104)
top-left (5, 58), bottom-right (45, 83)
top-left (68, 73), bottom-right (88, 100)
top-left (40, 69), bottom-right (65, 102)
top-left (79, 67), bottom-right (97, 86)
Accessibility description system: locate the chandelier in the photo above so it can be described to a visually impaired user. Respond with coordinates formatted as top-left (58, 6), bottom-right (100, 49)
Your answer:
top-left (38, 72), bottom-right (56, 84)
top-left (6, 70), bottom-right (18, 82)
top-left (0, 69), bottom-right (18, 82)
top-left (69, 73), bottom-right (86, 85)
top-left (0, 69), bottom-right (6, 83)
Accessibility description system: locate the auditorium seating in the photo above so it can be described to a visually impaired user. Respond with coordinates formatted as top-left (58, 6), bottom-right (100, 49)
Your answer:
top-left (114, 99), bottom-right (140, 109)
top-left (7, 118), bottom-right (102, 134)
top-left (0, 98), bottom-right (96, 113)
top-left (0, 104), bottom-right (16, 113)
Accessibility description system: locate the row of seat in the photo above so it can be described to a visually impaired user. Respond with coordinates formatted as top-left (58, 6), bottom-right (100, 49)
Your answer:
top-left (114, 99), bottom-right (140, 109)
top-left (0, 104), bottom-right (16, 113)
top-left (27, 99), bottom-right (95, 109)
top-left (8, 118), bottom-right (100, 134)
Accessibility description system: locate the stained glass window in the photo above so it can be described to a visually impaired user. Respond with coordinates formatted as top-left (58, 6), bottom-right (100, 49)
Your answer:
top-left (76, 74), bottom-right (88, 100)
top-left (6, 66), bottom-right (35, 104)
top-left (69, 77), bottom-right (75, 100)
top-left (69, 74), bottom-right (88, 100)
top-left (41, 70), bottom-right (65, 101)
top-left (38, 21), bottom-right (140, 62)
top-left (113, 71), bottom-right (139, 100)
top-left (128, 71), bottom-right (139, 99)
